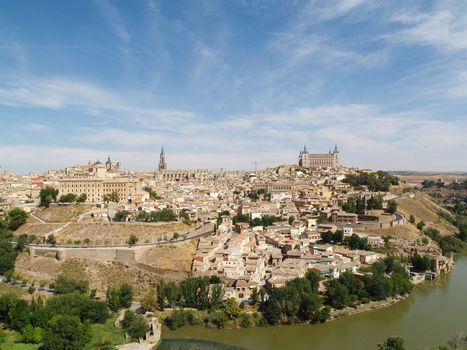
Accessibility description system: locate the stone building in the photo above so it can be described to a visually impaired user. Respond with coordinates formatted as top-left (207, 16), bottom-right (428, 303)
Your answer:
top-left (56, 157), bottom-right (141, 203)
top-left (154, 147), bottom-right (208, 181)
top-left (298, 145), bottom-right (340, 169)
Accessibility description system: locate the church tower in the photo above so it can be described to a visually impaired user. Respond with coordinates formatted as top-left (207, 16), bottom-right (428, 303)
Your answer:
top-left (158, 146), bottom-right (167, 171)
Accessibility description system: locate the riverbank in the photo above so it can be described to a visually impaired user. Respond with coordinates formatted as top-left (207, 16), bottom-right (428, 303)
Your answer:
top-left (329, 294), bottom-right (408, 320)
top-left (162, 255), bottom-right (467, 350)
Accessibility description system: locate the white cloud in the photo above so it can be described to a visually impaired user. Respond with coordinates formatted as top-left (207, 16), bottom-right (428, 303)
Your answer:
top-left (389, 2), bottom-right (467, 52)
top-left (24, 123), bottom-right (53, 133)
top-left (0, 75), bottom-right (196, 130)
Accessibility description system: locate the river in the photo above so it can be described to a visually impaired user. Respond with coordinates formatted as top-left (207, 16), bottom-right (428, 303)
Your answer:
top-left (161, 255), bottom-right (467, 350)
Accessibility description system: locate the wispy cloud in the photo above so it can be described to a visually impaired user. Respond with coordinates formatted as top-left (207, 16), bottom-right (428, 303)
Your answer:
top-left (93, 0), bottom-right (131, 44)
top-left (389, 1), bottom-right (467, 52)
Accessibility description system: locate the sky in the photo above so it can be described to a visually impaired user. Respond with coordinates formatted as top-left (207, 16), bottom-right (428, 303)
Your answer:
top-left (0, 0), bottom-right (466, 174)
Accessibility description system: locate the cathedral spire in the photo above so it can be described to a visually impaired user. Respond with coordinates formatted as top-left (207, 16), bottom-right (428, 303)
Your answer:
top-left (158, 146), bottom-right (167, 171)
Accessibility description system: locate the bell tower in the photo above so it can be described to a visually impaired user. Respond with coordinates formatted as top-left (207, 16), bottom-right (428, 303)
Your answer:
top-left (158, 146), bottom-right (167, 171)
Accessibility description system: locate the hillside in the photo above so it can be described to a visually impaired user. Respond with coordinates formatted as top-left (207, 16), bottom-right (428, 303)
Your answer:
top-left (14, 240), bottom-right (197, 297)
top-left (34, 204), bottom-right (95, 223)
top-left (396, 192), bottom-right (458, 236)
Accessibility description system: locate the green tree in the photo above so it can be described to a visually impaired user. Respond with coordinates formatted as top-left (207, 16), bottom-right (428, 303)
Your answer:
top-left (164, 282), bottom-right (180, 308)
top-left (250, 288), bottom-right (260, 306)
top-left (42, 314), bottom-right (91, 350)
top-left (156, 281), bottom-right (166, 311)
top-left (417, 221), bottom-right (426, 231)
top-left (224, 297), bottom-right (241, 320)
top-left (114, 210), bottom-right (130, 222)
top-left (9, 299), bottom-right (30, 331)
top-left (106, 288), bottom-right (120, 312)
top-left (76, 193), bottom-right (87, 203)
top-left (325, 280), bottom-right (351, 309)
top-left (141, 287), bottom-right (157, 312)
top-left (0, 233), bottom-right (18, 274)
top-left (124, 312), bottom-right (148, 340)
top-left (386, 200), bottom-right (398, 214)
top-left (21, 324), bottom-right (43, 344)
top-left (118, 284), bottom-right (133, 308)
top-left (40, 187), bottom-right (58, 208)
top-left (209, 284), bottom-right (224, 311)
top-left (377, 337), bottom-right (406, 350)
top-left (59, 193), bottom-right (77, 203)
top-left (6, 208), bottom-right (28, 231)
top-left (102, 191), bottom-right (119, 203)
top-left (55, 275), bottom-right (89, 294)
top-left (127, 234), bottom-right (138, 246)
top-left (409, 214), bottom-right (416, 224)
top-left (410, 253), bottom-right (432, 272)
top-left (46, 234), bottom-right (56, 246)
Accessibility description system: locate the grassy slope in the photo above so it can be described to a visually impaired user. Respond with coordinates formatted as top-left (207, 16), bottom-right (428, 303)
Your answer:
top-left (397, 192), bottom-right (457, 235)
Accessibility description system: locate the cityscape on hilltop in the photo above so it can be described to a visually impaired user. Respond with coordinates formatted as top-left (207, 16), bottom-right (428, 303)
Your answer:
top-left (1, 1), bottom-right (467, 350)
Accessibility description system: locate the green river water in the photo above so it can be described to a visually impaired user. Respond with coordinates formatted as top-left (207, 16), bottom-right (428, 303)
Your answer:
top-left (161, 255), bottom-right (467, 350)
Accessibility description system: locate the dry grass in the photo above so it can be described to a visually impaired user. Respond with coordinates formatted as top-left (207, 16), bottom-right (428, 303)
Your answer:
top-left (35, 204), bottom-right (94, 223)
top-left (14, 223), bottom-right (64, 238)
top-left (56, 221), bottom-right (191, 245)
top-left (136, 240), bottom-right (197, 272)
top-left (396, 192), bottom-right (457, 235)
top-left (358, 224), bottom-right (422, 239)
top-left (397, 194), bottom-right (439, 223)
top-left (0, 283), bottom-right (26, 297)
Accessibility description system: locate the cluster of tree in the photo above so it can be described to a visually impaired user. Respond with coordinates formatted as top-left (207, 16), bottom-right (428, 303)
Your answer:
top-left (321, 230), bottom-right (344, 244)
top-left (248, 189), bottom-right (271, 202)
top-left (325, 258), bottom-right (412, 309)
top-left (114, 210), bottom-right (131, 222)
top-left (343, 195), bottom-right (383, 214)
top-left (147, 276), bottom-right (262, 330)
top-left (342, 196), bottom-right (397, 215)
top-left (0, 288), bottom-right (108, 349)
top-left (423, 227), bottom-right (466, 255)
top-left (0, 207), bottom-right (28, 231)
top-left (58, 193), bottom-right (87, 203)
top-left (135, 208), bottom-right (177, 222)
top-left (102, 191), bottom-right (119, 203)
top-left (0, 227), bottom-right (30, 276)
top-left (164, 309), bottom-right (202, 330)
top-left (410, 252), bottom-right (432, 272)
top-left (153, 276), bottom-right (223, 312)
top-left (421, 179), bottom-right (446, 189)
top-left (53, 275), bottom-right (90, 294)
top-left (263, 271), bottom-right (330, 325)
top-left (232, 213), bottom-right (284, 228)
top-left (320, 231), bottom-right (372, 251)
top-left (343, 171), bottom-right (399, 192)
top-left (39, 187), bottom-right (58, 208)
top-left (106, 283), bottom-right (134, 312)
top-left (249, 215), bottom-right (284, 227)
top-left (143, 186), bottom-right (161, 200)
top-left (345, 234), bottom-right (371, 250)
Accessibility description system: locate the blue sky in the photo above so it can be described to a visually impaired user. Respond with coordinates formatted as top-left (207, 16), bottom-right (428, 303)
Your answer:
top-left (0, 0), bottom-right (466, 173)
